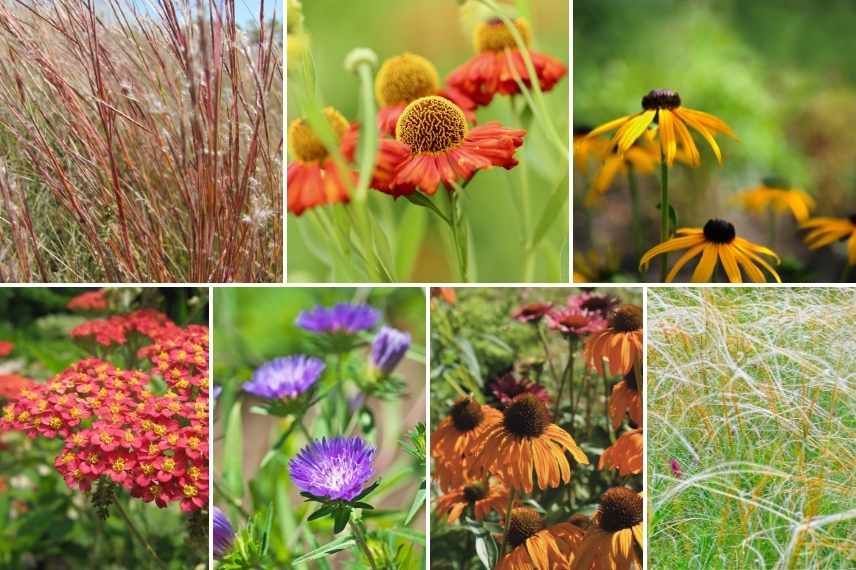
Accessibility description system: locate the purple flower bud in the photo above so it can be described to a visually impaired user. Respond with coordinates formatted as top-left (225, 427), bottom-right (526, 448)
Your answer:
top-left (213, 507), bottom-right (235, 559)
top-left (670, 458), bottom-right (682, 479)
top-left (243, 355), bottom-right (324, 400)
top-left (296, 303), bottom-right (380, 334)
top-left (289, 436), bottom-right (376, 501)
top-left (371, 326), bottom-right (411, 375)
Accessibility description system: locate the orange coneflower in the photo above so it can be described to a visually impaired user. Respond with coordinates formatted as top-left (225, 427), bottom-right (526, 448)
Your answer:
top-left (435, 479), bottom-right (509, 524)
top-left (735, 177), bottom-right (815, 223)
top-left (374, 96), bottom-right (525, 197)
top-left (497, 508), bottom-right (585, 570)
top-left (584, 304), bottom-right (643, 377)
top-left (572, 487), bottom-right (644, 570)
top-left (587, 89), bottom-right (736, 167)
top-left (609, 368), bottom-right (642, 429)
top-left (374, 53), bottom-right (476, 136)
top-left (431, 397), bottom-right (502, 491)
top-left (286, 107), bottom-right (357, 215)
top-left (447, 18), bottom-right (566, 107)
top-left (801, 214), bottom-right (856, 265)
top-left (473, 394), bottom-right (588, 494)
top-left (639, 219), bottom-right (782, 283)
top-left (599, 428), bottom-right (642, 476)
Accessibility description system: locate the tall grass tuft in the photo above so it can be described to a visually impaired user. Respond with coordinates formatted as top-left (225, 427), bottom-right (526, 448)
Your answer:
top-left (0, 0), bottom-right (282, 282)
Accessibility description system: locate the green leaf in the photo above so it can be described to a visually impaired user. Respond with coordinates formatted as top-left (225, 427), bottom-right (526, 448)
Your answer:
top-left (308, 504), bottom-right (335, 521)
top-left (403, 482), bottom-right (426, 525)
top-left (352, 480), bottom-right (381, 502)
top-left (223, 401), bottom-right (244, 500)
top-left (333, 508), bottom-right (351, 534)
top-left (474, 533), bottom-right (499, 569)
top-left (405, 192), bottom-right (450, 225)
top-left (291, 535), bottom-right (357, 565)
top-left (351, 501), bottom-right (375, 510)
top-left (260, 505), bottom-right (274, 556)
top-left (384, 527), bottom-right (425, 546)
top-left (529, 169), bottom-right (570, 251)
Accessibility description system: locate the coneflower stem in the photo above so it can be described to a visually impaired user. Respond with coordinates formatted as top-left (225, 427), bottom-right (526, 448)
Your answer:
top-left (537, 324), bottom-right (561, 387)
top-left (627, 166), bottom-right (643, 271)
top-left (349, 518), bottom-right (379, 570)
top-left (601, 357), bottom-right (615, 444)
top-left (659, 150), bottom-right (670, 281)
top-left (113, 499), bottom-right (167, 569)
top-left (498, 490), bottom-right (516, 564)
top-left (567, 338), bottom-right (577, 429)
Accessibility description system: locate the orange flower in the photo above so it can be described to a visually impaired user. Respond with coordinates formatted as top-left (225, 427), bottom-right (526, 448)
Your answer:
top-left (609, 368), bottom-right (642, 429)
top-left (584, 304), bottom-right (643, 376)
top-left (472, 394), bottom-right (588, 494)
top-left (497, 508), bottom-right (585, 570)
top-left (286, 107), bottom-right (357, 215)
top-left (599, 428), bottom-right (643, 476)
top-left (431, 397), bottom-right (502, 491)
top-left (374, 96), bottom-right (524, 197)
top-left (435, 479), bottom-right (509, 524)
top-left (572, 488), bottom-right (643, 569)
top-left (447, 18), bottom-right (566, 106)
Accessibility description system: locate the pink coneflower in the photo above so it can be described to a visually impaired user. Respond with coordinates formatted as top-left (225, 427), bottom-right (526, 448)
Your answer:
top-left (567, 291), bottom-right (621, 318)
top-left (512, 302), bottom-right (553, 323)
top-left (545, 307), bottom-right (608, 339)
top-left (488, 372), bottom-right (550, 410)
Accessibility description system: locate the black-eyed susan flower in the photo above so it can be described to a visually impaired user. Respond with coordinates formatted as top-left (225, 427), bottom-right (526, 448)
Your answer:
top-left (472, 394), bottom-right (588, 494)
top-left (639, 219), bottom-right (782, 283)
top-left (497, 508), bottom-right (585, 570)
top-left (571, 487), bottom-right (643, 570)
top-left (584, 304), bottom-right (643, 377)
top-left (431, 397), bottom-right (502, 491)
top-left (287, 107), bottom-right (357, 215)
top-left (374, 52), bottom-right (476, 136)
top-left (801, 215), bottom-right (856, 265)
top-left (435, 479), bottom-right (509, 524)
top-left (375, 96), bottom-right (525, 196)
top-left (609, 368), bottom-right (642, 430)
top-left (735, 177), bottom-right (815, 223)
top-left (598, 428), bottom-right (642, 476)
top-left (573, 125), bottom-right (610, 176)
top-left (447, 18), bottom-right (566, 106)
top-left (587, 89), bottom-right (736, 167)
top-left (587, 139), bottom-right (659, 205)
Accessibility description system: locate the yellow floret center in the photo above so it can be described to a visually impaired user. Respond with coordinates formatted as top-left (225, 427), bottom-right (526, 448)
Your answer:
top-left (395, 96), bottom-right (468, 154)
top-left (288, 107), bottom-right (349, 163)
top-left (375, 52), bottom-right (439, 107)
top-left (474, 18), bottom-right (531, 53)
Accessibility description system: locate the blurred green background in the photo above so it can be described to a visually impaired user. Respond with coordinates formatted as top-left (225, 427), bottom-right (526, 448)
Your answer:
top-left (574, 0), bottom-right (856, 282)
top-left (287, 0), bottom-right (569, 283)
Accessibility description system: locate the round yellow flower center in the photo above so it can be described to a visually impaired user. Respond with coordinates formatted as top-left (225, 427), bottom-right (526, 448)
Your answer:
top-left (396, 96), bottom-right (468, 153)
top-left (506, 508), bottom-right (544, 548)
top-left (474, 18), bottom-right (531, 53)
top-left (598, 487), bottom-right (643, 532)
top-left (503, 394), bottom-right (549, 438)
top-left (288, 107), bottom-right (349, 163)
top-left (608, 304), bottom-right (642, 332)
top-left (450, 397), bottom-right (483, 432)
top-left (375, 53), bottom-right (439, 107)
top-left (183, 484), bottom-right (198, 498)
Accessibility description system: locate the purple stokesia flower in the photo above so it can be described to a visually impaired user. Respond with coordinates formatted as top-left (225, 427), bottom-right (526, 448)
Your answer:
top-left (371, 326), bottom-right (411, 375)
top-left (243, 355), bottom-right (325, 400)
top-left (289, 436), bottom-right (376, 501)
top-left (296, 303), bottom-right (380, 334)
top-left (213, 506), bottom-right (235, 559)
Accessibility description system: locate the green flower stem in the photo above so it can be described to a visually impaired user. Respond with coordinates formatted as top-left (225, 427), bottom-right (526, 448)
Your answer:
top-left (768, 208), bottom-right (777, 250)
top-left (447, 188), bottom-right (468, 281)
top-left (509, 97), bottom-right (535, 280)
top-left (627, 166), bottom-right (643, 269)
top-left (659, 150), bottom-right (670, 282)
top-left (841, 262), bottom-right (852, 283)
top-left (113, 499), bottom-right (167, 570)
top-left (601, 358), bottom-right (615, 444)
top-left (349, 518), bottom-right (379, 570)
top-left (497, 489), bottom-right (516, 565)
top-left (214, 480), bottom-right (251, 520)
top-left (566, 338), bottom-right (577, 428)
top-left (537, 323), bottom-right (560, 386)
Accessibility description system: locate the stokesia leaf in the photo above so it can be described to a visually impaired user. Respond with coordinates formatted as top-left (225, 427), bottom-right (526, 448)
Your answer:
top-left (291, 535), bottom-right (357, 565)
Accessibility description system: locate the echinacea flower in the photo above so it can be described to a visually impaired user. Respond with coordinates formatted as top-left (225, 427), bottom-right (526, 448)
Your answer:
top-left (587, 89), bottom-right (736, 167)
top-left (296, 303), bottom-right (380, 334)
top-left (488, 372), bottom-right (550, 410)
top-left (431, 397), bottom-right (502, 491)
top-left (289, 436), bottom-right (376, 501)
top-left (801, 214), bottom-right (856, 265)
top-left (546, 307), bottom-right (608, 339)
top-left (435, 479), bottom-right (509, 524)
top-left (374, 52), bottom-right (476, 136)
top-left (571, 487), bottom-right (643, 569)
top-left (473, 394), bottom-right (588, 494)
top-left (567, 291), bottom-right (621, 318)
top-left (598, 428), bottom-right (642, 476)
top-left (370, 326), bottom-right (411, 375)
top-left (374, 95), bottom-right (525, 196)
top-left (584, 304), bottom-right (642, 376)
top-left (497, 508), bottom-right (585, 570)
top-left (242, 355), bottom-right (324, 400)
top-left (511, 302), bottom-right (553, 323)
top-left (287, 107), bottom-right (357, 215)
top-left (213, 506), bottom-right (235, 559)
top-left (609, 368), bottom-right (642, 429)
top-left (735, 177), bottom-right (815, 223)
top-left (639, 219), bottom-right (782, 283)
top-left (447, 18), bottom-right (566, 106)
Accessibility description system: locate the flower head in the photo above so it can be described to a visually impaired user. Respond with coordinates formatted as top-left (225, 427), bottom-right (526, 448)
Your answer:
top-left (296, 303), bottom-right (380, 334)
top-left (496, 508), bottom-right (584, 570)
top-left (567, 291), bottom-right (621, 318)
top-left (598, 428), bottom-right (642, 476)
top-left (572, 487), bottom-right (643, 569)
top-left (0, 341), bottom-right (13, 357)
top-left (587, 88), bottom-right (736, 167)
top-left (431, 397), bottom-right (502, 491)
top-left (488, 372), bottom-right (550, 410)
top-left (546, 307), bottom-right (607, 339)
top-left (243, 355), bottom-right (324, 400)
top-left (584, 304), bottom-right (643, 376)
top-left (735, 177), bottom-right (815, 223)
top-left (511, 302), bottom-right (553, 323)
top-left (435, 479), bottom-right (509, 524)
top-left (289, 436), bottom-right (376, 501)
top-left (639, 219), bottom-right (782, 283)
top-left (370, 326), bottom-right (411, 375)
top-left (801, 215), bottom-right (856, 265)
top-left (67, 289), bottom-right (109, 312)
top-left (213, 506), bottom-right (235, 559)
top-left (670, 458), bottom-right (682, 479)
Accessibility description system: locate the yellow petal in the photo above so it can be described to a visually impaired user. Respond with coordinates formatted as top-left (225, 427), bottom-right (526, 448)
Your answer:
top-left (587, 114), bottom-right (633, 139)
top-left (690, 243), bottom-right (718, 282)
top-left (658, 110), bottom-right (677, 166)
top-left (665, 242), bottom-right (706, 282)
top-left (639, 235), bottom-right (706, 270)
top-left (614, 110), bottom-right (656, 152)
top-left (719, 244), bottom-right (743, 283)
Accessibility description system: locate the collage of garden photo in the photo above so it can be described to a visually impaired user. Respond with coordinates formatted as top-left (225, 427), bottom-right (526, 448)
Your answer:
top-left (2, 0), bottom-right (856, 569)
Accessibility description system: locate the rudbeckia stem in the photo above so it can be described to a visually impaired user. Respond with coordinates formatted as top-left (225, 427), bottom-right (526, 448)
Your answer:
top-left (627, 166), bottom-right (643, 273)
top-left (658, 150), bottom-right (670, 281)
top-left (768, 209), bottom-right (777, 250)
top-left (113, 499), bottom-right (167, 569)
top-left (349, 518), bottom-right (379, 570)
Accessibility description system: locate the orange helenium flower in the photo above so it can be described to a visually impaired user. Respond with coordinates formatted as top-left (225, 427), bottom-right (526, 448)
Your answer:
top-left (497, 508), bottom-right (585, 570)
top-left (375, 96), bottom-right (525, 196)
top-left (434, 479), bottom-right (509, 524)
top-left (431, 397), bottom-right (502, 491)
top-left (447, 18), bottom-right (566, 106)
top-left (584, 304), bottom-right (643, 376)
top-left (572, 488), bottom-right (644, 570)
top-left (599, 428), bottom-right (643, 476)
top-left (609, 368), bottom-right (642, 429)
top-left (472, 394), bottom-right (588, 494)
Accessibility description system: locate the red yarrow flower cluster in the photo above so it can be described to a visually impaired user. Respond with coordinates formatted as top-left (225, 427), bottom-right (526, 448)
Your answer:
top-left (67, 289), bottom-right (109, 312)
top-left (0, 374), bottom-right (36, 400)
top-left (1, 316), bottom-right (208, 513)
top-left (70, 309), bottom-right (179, 347)
top-left (0, 341), bottom-right (13, 357)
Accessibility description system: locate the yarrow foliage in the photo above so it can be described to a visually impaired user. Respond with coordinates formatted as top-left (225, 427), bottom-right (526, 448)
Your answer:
top-left (1, 309), bottom-right (209, 513)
